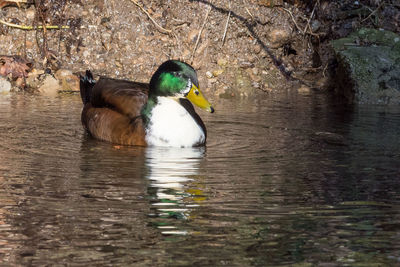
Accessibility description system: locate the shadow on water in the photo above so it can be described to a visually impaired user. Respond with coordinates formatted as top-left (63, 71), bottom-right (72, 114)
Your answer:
top-left (0, 92), bottom-right (400, 265)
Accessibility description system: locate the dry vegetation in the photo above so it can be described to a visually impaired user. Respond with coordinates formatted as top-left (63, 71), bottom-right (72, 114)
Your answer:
top-left (0, 0), bottom-right (399, 96)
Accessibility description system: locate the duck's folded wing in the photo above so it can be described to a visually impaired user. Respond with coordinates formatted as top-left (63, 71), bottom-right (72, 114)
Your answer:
top-left (82, 104), bottom-right (147, 146)
top-left (90, 77), bottom-right (149, 119)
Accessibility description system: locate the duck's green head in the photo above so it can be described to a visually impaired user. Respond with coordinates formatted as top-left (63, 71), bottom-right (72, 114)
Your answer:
top-left (149, 60), bottom-right (214, 113)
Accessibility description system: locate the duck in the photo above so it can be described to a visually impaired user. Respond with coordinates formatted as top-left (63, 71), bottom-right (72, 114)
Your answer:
top-left (79, 60), bottom-right (214, 147)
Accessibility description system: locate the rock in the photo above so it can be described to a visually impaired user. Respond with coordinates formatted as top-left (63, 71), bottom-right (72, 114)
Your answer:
top-left (26, 7), bottom-right (36, 21)
top-left (217, 58), bottom-right (228, 67)
top-left (315, 77), bottom-right (329, 90)
top-left (38, 74), bottom-right (62, 96)
top-left (205, 71), bottom-right (213, 79)
top-left (26, 69), bottom-right (45, 89)
top-left (61, 75), bottom-right (80, 92)
top-left (235, 71), bottom-right (252, 96)
top-left (332, 28), bottom-right (400, 105)
top-left (212, 69), bottom-right (224, 77)
top-left (55, 69), bottom-right (73, 80)
top-left (267, 29), bottom-right (291, 48)
top-left (25, 40), bottom-right (34, 49)
top-left (0, 77), bottom-right (11, 93)
top-left (311, 20), bottom-right (321, 32)
top-left (253, 44), bottom-right (262, 54)
top-left (239, 61), bottom-right (254, 69)
top-left (55, 69), bottom-right (80, 92)
top-left (246, 68), bottom-right (261, 82)
top-left (297, 85), bottom-right (311, 95)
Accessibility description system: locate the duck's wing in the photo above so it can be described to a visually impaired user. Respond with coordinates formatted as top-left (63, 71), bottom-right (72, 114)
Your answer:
top-left (90, 77), bottom-right (149, 119)
top-left (81, 104), bottom-right (147, 146)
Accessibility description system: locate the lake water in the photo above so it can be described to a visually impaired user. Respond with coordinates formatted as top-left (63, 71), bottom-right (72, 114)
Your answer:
top-left (0, 91), bottom-right (399, 266)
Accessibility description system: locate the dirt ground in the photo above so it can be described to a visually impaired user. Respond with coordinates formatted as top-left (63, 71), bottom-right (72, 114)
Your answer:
top-left (1, 0), bottom-right (399, 97)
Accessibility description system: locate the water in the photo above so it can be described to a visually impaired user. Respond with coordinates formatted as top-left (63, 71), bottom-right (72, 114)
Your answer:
top-left (0, 92), bottom-right (399, 266)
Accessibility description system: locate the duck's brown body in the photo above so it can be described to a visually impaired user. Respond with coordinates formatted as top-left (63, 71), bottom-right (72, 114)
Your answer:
top-left (80, 73), bottom-right (148, 146)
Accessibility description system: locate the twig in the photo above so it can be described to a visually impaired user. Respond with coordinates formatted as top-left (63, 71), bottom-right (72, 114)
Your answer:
top-left (0, 19), bottom-right (69, 30)
top-left (221, 1), bottom-right (231, 46)
top-left (322, 62), bottom-right (328, 78)
top-left (190, 3), bottom-right (212, 64)
top-left (130, 0), bottom-right (171, 34)
top-left (361, 1), bottom-right (385, 22)
top-left (282, 8), bottom-right (303, 34)
top-left (242, 0), bottom-right (254, 20)
top-left (303, 0), bottom-right (319, 35)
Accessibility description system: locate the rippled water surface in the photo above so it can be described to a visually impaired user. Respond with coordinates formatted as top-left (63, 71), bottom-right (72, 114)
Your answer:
top-left (0, 92), bottom-right (400, 266)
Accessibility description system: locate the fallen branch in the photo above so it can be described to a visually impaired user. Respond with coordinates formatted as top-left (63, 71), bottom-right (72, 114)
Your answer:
top-left (0, 19), bottom-right (69, 30)
top-left (191, 3), bottom-right (212, 64)
top-left (130, 0), bottom-right (171, 34)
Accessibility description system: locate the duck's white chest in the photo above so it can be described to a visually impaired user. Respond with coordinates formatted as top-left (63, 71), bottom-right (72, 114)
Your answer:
top-left (145, 97), bottom-right (205, 147)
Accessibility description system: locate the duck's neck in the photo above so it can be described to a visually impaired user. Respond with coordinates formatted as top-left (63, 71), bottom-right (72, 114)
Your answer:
top-left (141, 96), bottom-right (158, 123)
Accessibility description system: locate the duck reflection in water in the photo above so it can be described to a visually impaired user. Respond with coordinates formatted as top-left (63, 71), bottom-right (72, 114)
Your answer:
top-left (145, 146), bottom-right (206, 235)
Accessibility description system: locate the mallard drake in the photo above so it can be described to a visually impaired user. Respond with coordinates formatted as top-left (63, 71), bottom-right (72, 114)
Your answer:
top-left (79, 60), bottom-right (214, 147)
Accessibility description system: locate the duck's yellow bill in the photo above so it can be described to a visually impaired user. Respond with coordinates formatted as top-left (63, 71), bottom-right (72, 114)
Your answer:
top-left (186, 84), bottom-right (214, 113)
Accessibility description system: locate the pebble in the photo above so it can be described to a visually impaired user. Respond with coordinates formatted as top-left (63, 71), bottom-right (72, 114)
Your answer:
top-left (55, 69), bottom-right (73, 80)
top-left (267, 29), bottom-right (291, 48)
top-left (212, 69), bottom-right (224, 77)
top-left (26, 69), bottom-right (44, 89)
top-left (205, 71), bottom-right (213, 79)
top-left (239, 61), bottom-right (254, 69)
top-left (217, 58), bottom-right (228, 67)
top-left (315, 77), bottom-right (328, 90)
top-left (297, 85), bottom-right (311, 94)
top-left (55, 69), bottom-right (80, 92)
top-left (311, 20), bottom-right (321, 32)
top-left (25, 41), bottom-right (34, 49)
top-left (26, 8), bottom-right (36, 21)
top-left (38, 75), bottom-right (61, 96)
top-left (0, 77), bottom-right (11, 93)
top-left (246, 68), bottom-right (261, 82)
top-left (253, 45), bottom-right (262, 54)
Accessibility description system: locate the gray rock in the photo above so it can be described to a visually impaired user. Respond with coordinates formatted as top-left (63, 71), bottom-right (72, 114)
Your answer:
top-left (332, 28), bottom-right (400, 105)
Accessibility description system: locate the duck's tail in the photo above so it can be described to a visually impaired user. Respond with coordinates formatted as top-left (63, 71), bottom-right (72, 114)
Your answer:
top-left (79, 70), bottom-right (96, 104)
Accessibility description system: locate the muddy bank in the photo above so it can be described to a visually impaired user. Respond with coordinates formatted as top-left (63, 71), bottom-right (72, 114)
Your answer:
top-left (0, 0), bottom-right (399, 99)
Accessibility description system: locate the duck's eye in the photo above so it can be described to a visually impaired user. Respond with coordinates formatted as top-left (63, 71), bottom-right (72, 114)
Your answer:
top-left (183, 79), bottom-right (192, 96)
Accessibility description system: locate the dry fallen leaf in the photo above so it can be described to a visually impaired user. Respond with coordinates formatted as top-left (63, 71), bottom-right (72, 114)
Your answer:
top-left (0, 55), bottom-right (31, 79)
top-left (0, 0), bottom-right (27, 9)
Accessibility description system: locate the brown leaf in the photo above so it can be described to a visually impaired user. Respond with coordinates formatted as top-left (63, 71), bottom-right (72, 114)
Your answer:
top-left (0, 1), bottom-right (16, 9)
top-left (0, 0), bottom-right (28, 9)
top-left (0, 55), bottom-right (32, 79)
